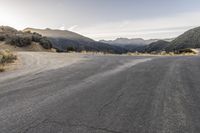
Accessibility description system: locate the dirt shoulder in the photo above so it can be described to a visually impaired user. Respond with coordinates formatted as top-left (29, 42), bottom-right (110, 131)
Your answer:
top-left (0, 52), bottom-right (83, 82)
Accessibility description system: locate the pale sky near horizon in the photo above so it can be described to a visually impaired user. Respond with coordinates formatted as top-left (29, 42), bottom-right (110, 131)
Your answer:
top-left (0, 0), bottom-right (200, 40)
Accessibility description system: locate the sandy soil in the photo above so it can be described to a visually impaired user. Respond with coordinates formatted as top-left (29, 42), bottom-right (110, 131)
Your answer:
top-left (0, 52), bottom-right (83, 82)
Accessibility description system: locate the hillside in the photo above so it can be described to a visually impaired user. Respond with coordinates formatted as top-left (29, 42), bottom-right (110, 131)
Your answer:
top-left (143, 26), bottom-right (200, 53)
top-left (0, 26), bottom-right (53, 51)
top-left (166, 26), bottom-right (200, 51)
top-left (24, 28), bottom-right (126, 54)
top-left (24, 28), bottom-right (94, 42)
top-left (0, 26), bottom-right (17, 33)
top-left (144, 40), bottom-right (170, 53)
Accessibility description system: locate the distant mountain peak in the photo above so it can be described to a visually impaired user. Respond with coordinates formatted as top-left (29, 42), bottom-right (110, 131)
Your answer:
top-left (100, 37), bottom-right (157, 46)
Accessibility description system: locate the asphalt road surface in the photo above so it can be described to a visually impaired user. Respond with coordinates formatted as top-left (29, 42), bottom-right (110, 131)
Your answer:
top-left (1, 53), bottom-right (200, 133)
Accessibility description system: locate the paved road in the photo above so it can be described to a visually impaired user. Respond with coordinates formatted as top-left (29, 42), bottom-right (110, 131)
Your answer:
top-left (1, 54), bottom-right (200, 133)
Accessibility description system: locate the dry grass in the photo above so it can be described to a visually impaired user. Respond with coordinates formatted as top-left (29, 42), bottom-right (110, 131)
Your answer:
top-left (0, 49), bottom-right (17, 72)
top-left (125, 51), bottom-right (197, 56)
top-left (0, 65), bottom-right (5, 72)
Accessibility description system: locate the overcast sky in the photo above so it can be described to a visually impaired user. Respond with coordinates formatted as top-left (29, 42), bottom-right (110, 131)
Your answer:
top-left (0, 0), bottom-right (200, 40)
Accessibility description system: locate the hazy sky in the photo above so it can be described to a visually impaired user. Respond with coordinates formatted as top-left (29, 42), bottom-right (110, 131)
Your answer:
top-left (0, 0), bottom-right (200, 40)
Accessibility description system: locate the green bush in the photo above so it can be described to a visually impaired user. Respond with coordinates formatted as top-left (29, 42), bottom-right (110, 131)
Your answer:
top-left (39, 37), bottom-right (52, 49)
top-left (7, 35), bottom-right (32, 47)
top-left (32, 32), bottom-right (42, 42)
top-left (66, 46), bottom-right (76, 51)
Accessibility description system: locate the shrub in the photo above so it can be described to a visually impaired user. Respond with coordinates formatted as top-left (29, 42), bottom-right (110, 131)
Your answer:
top-left (0, 50), bottom-right (17, 72)
top-left (56, 49), bottom-right (65, 52)
top-left (19, 36), bottom-right (32, 46)
top-left (0, 34), bottom-right (6, 41)
top-left (32, 32), bottom-right (42, 42)
top-left (0, 50), bottom-right (17, 64)
top-left (39, 37), bottom-right (52, 49)
top-left (66, 46), bottom-right (76, 52)
top-left (6, 34), bottom-right (32, 47)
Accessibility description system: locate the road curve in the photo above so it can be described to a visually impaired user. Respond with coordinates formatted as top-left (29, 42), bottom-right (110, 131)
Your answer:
top-left (1, 54), bottom-right (200, 133)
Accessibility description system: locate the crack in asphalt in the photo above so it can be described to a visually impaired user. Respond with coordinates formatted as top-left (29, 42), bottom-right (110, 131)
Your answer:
top-left (98, 91), bottom-right (124, 116)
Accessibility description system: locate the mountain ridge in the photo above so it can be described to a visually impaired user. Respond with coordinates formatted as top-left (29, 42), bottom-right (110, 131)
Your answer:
top-left (166, 26), bottom-right (200, 51)
top-left (100, 37), bottom-right (174, 45)
top-left (1, 25), bottom-right (200, 54)
top-left (24, 28), bottom-right (127, 54)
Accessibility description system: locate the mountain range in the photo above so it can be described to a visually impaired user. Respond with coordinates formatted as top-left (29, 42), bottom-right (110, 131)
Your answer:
top-left (100, 38), bottom-right (174, 52)
top-left (24, 28), bottom-right (126, 54)
top-left (100, 26), bottom-right (200, 53)
top-left (1, 26), bottom-right (200, 54)
top-left (100, 38), bottom-right (159, 46)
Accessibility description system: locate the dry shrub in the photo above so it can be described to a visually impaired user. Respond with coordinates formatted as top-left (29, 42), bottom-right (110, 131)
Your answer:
top-left (0, 65), bottom-right (5, 72)
top-left (0, 50), bottom-right (17, 64)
